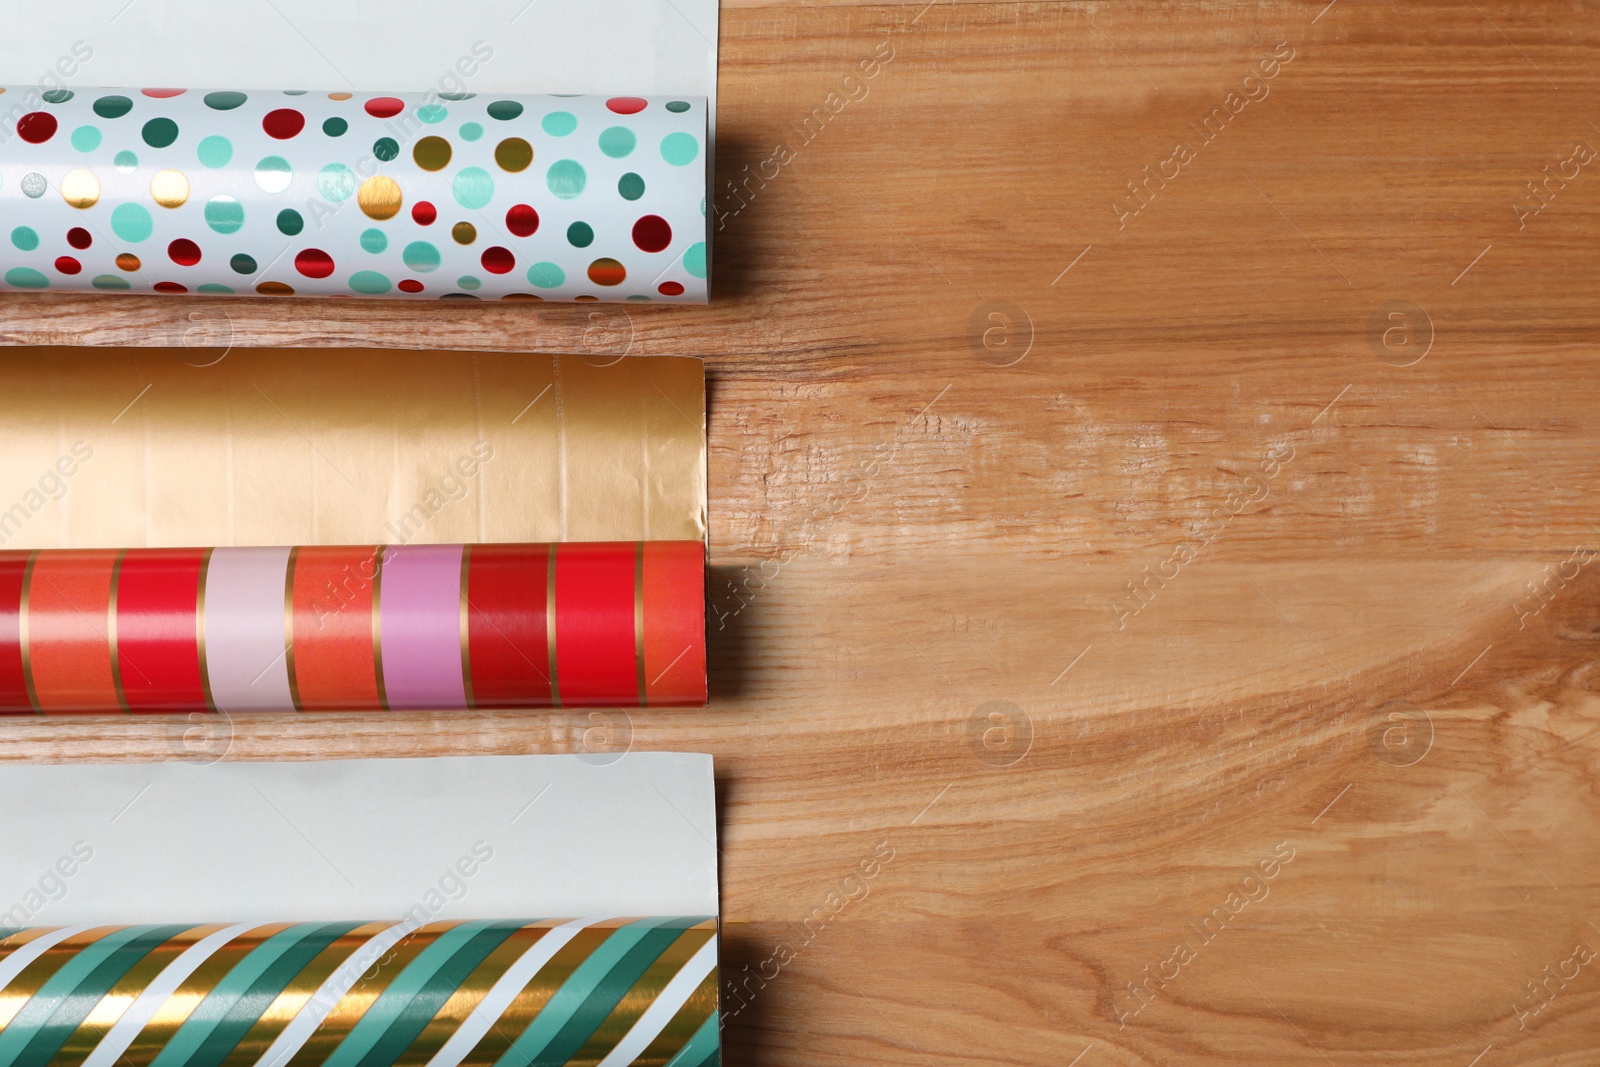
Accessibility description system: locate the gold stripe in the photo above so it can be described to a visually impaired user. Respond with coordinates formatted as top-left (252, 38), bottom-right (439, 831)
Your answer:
top-left (284, 546), bottom-right (303, 713)
top-left (635, 541), bottom-right (647, 708)
top-left (570, 927), bottom-right (712, 1066)
top-left (459, 544), bottom-right (475, 710)
top-left (20, 550), bottom-right (39, 714)
top-left (109, 549), bottom-right (129, 714)
top-left (547, 544), bottom-right (560, 708)
top-left (372, 545), bottom-right (389, 712)
top-left (197, 547), bottom-right (216, 713)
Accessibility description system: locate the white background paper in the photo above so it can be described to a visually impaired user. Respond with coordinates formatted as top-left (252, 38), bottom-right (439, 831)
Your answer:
top-left (0, 0), bottom-right (718, 117)
top-left (0, 753), bottom-right (718, 924)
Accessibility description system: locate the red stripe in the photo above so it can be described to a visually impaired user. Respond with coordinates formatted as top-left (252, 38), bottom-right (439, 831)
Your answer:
top-left (115, 548), bottom-right (207, 713)
top-left (554, 542), bottom-right (636, 706)
top-left (643, 541), bottom-right (706, 706)
top-left (466, 544), bottom-right (551, 707)
top-left (0, 554), bottom-right (30, 713)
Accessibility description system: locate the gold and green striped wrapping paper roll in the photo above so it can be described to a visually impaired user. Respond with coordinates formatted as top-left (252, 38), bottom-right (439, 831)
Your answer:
top-left (0, 918), bottom-right (719, 1067)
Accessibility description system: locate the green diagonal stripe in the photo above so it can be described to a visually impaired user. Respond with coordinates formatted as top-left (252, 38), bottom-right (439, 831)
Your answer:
top-left (12, 924), bottom-right (192, 1067)
top-left (494, 917), bottom-right (708, 1067)
top-left (148, 924), bottom-right (329, 1067)
top-left (0, 926), bottom-right (160, 1067)
top-left (321, 920), bottom-right (494, 1067)
top-left (184, 921), bottom-right (366, 1067)
top-left (348, 921), bottom-right (527, 1067)
top-left (661, 1010), bottom-right (719, 1067)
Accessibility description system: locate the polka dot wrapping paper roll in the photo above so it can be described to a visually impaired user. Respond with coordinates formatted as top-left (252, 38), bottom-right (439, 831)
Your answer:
top-left (0, 917), bottom-right (720, 1067)
top-left (0, 541), bottom-right (707, 714)
top-left (0, 89), bottom-right (708, 302)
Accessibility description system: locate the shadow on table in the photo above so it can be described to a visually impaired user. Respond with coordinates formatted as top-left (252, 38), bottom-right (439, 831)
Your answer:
top-left (706, 563), bottom-right (757, 702)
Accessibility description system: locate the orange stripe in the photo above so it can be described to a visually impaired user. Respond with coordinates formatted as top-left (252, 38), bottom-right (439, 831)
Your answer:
top-left (290, 546), bottom-right (382, 710)
top-left (25, 551), bottom-right (120, 713)
top-left (643, 541), bottom-right (706, 706)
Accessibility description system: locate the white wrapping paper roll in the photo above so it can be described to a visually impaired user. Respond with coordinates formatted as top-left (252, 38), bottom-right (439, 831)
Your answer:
top-left (0, 87), bottom-right (708, 302)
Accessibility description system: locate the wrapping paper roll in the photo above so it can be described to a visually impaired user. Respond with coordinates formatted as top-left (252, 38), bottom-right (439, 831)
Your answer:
top-left (0, 89), bottom-right (708, 302)
top-left (0, 542), bottom-right (706, 714)
top-left (0, 917), bottom-right (720, 1067)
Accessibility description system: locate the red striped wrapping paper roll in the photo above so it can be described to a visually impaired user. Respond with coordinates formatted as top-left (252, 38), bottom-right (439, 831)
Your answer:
top-left (0, 542), bottom-right (705, 713)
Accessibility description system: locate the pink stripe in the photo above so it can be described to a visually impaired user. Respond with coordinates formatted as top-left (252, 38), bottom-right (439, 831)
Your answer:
top-left (203, 547), bottom-right (294, 712)
top-left (378, 544), bottom-right (466, 709)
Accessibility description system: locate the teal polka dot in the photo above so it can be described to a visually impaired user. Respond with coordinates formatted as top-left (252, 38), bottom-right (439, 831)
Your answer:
top-left (618, 173), bottom-right (645, 201)
top-left (276, 208), bottom-right (304, 236)
top-left (318, 163), bottom-right (355, 201)
top-left (323, 116), bottom-right (348, 137)
top-left (41, 89), bottom-right (72, 104)
top-left (349, 270), bottom-right (392, 294)
top-left (142, 117), bottom-right (179, 148)
top-left (230, 253), bottom-right (257, 274)
top-left (541, 111), bottom-right (577, 136)
top-left (70, 125), bottom-right (101, 152)
top-left (487, 100), bottom-right (524, 121)
top-left (567, 221), bottom-right (594, 247)
top-left (527, 261), bottom-right (565, 288)
top-left (373, 137), bottom-right (399, 162)
top-left (256, 156), bottom-right (293, 193)
top-left (626, 295), bottom-right (652, 301)
top-left (684, 241), bottom-right (707, 279)
top-left (403, 241), bottom-right (441, 273)
top-left (417, 103), bottom-right (448, 124)
top-left (196, 283), bottom-right (234, 294)
top-left (457, 275), bottom-right (482, 290)
top-left (459, 122), bottom-right (483, 142)
top-left (93, 95), bottom-right (133, 119)
top-left (661, 132), bottom-right (699, 166)
top-left (92, 275), bottom-right (131, 291)
top-left (5, 268), bottom-right (48, 290)
top-left (10, 227), bottom-right (38, 252)
top-left (113, 150), bottom-right (138, 173)
top-left (666, 100), bottom-right (691, 113)
top-left (205, 195), bottom-right (245, 234)
top-left (360, 228), bottom-right (388, 253)
top-left (111, 203), bottom-right (154, 243)
top-left (197, 135), bottom-right (232, 168)
top-left (452, 167), bottom-right (494, 209)
top-left (204, 91), bottom-right (247, 111)
top-left (598, 126), bottom-right (636, 158)
top-left (546, 159), bottom-right (586, 199)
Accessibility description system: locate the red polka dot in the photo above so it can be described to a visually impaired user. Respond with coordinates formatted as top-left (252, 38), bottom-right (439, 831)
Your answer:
top-left (658, 281), bottom-right (685, 296)
top-left (365, 97), bottom-right (405, 118)
top-left (412, 201), bottom-right (437, 225)
top-left (398, 279), bottom-right (425, 293)
top-left (53, 256), bottom-right (81, 275)
top-left (505, 204), bottom-right (539, 237)
top-left (141, 88), bottom-right (186, 98)
top-left (631, 215), bottom-right (672, 253)
top-left (168, 239), bottom-right (202, 266)
top-left (606, 97), bottom-right (648, 115)
top-left (66, 228), bottom-right (91, 250)
top-left (480, 246), bottom-right (515, 274)
top-left (262, 108), bottom-right (306, 139)
top-left (153, 282), bottom-right (188, 294)
top-left (16, 112), bottom-right (57, 144)
top-left (294, 249), bottom-right (335, 279)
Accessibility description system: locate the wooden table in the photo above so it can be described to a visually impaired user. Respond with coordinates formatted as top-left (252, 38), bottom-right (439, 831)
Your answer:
top-left (3, 1), bottom-right (1599, 1062)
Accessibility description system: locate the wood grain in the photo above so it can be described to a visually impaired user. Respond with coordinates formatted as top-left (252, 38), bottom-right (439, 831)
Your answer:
top-left (3, 1), bottom-right (1600, 1063)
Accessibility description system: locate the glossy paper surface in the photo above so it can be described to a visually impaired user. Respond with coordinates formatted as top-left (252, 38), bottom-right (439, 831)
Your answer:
top-left (0, 347), bottom-right (706, 549)
top-left (0, 90), bottom-right (709, 302)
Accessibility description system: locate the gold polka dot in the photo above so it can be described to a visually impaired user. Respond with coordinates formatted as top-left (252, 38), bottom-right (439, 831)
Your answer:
top-left (60, 169), bottom-right (100, 209)
top-left (116, 253), bottom-right (141, 272)
top-left (150, 169), bottom-right (189, 208)
top-left (413, 136), bottom-right (452, 172)
top-left (452, 222), bottom-right (477, 245)
top-left (328, 92), bottom-right (352, 100)
top-left (494, 137), bottom-right (533, 173)
top-left (256, 281), bottom-right (295, 296)
top-left (357, 175), bottom-right (403, 221)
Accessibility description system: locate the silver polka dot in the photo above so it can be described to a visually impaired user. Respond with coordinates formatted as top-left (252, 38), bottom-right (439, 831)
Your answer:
top-left (21, 173), bottom-right (46, 199)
